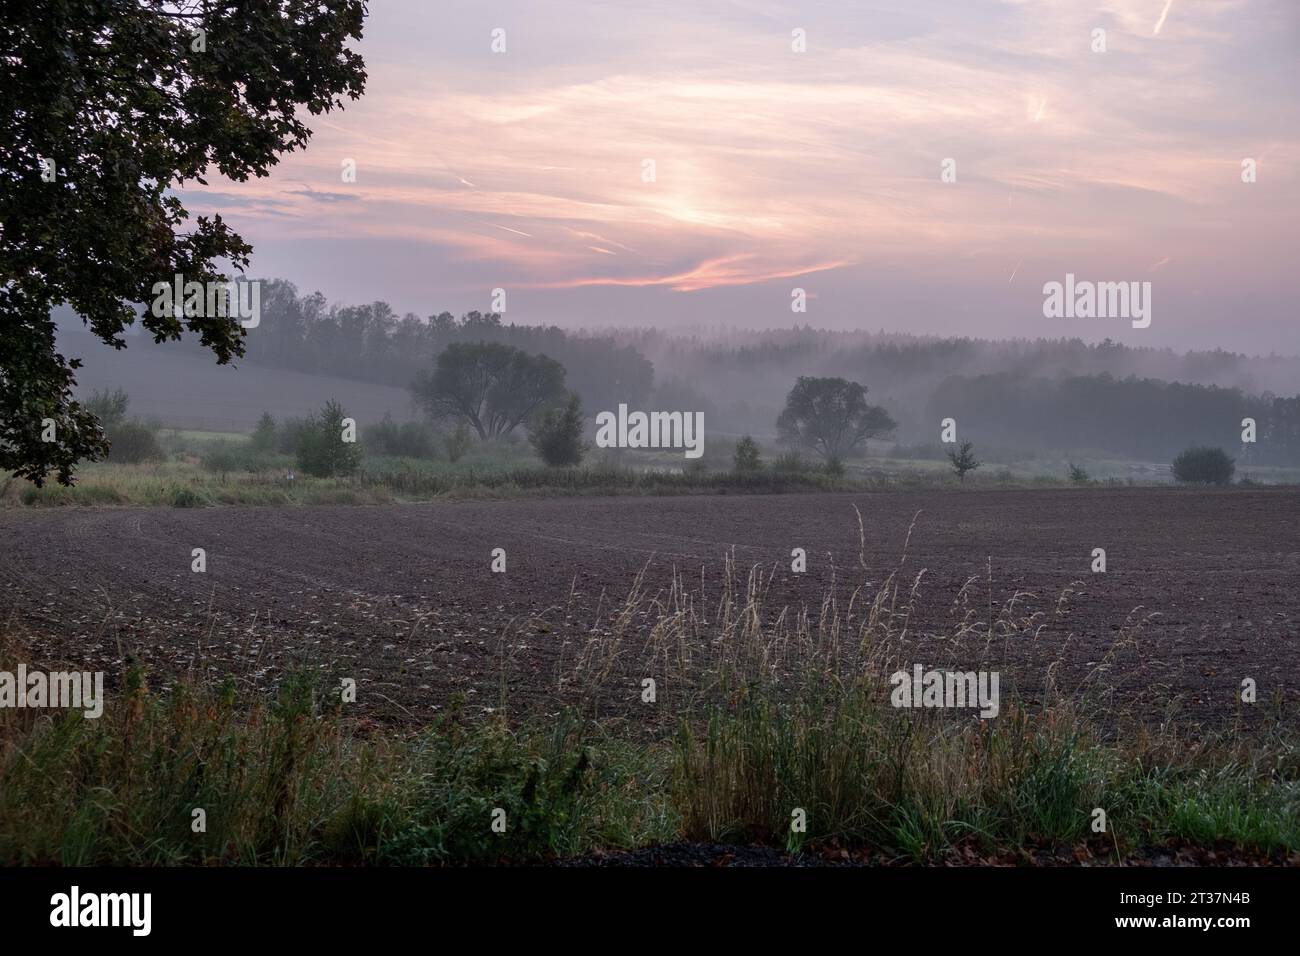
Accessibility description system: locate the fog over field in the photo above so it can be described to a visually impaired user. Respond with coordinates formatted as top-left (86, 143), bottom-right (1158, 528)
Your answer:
top-left (55, 295), bottom-right (1300, 472)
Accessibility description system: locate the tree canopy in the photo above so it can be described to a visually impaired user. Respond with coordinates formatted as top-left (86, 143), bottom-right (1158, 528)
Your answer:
top-left (776, 376), bottom-right (896, 464)
top-left (1, 0), bottom-right (367, 485)
top-left (1172, 446), bottom-right (1235, 485)
top-left (411, 342), bottom-right (568, 440)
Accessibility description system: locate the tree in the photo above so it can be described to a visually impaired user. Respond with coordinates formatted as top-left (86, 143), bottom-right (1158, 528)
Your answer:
top-left (84, 389), bottom-right (130, 430)
top-left (81, 388), bottom-right (159, 462)
top-left (411, 343), bottom-right (567, 439)
top-left (1172, 446), bottom-right (1235, 485)
top-left (296, 399), bottom-right (361, 478)
top-left (1067, 461), bottom-right (1090, 483)
top-left (251, 413), bottom-right (278, 454)
top-left (529, 394), bottom-right (586, 466)
top-left (733, 436), bottom-right (762, 474)
top-left (1, 2), bottom-right (367, 485)
top-left (775, 377), bottom-right (896, 465)
top-left (947, 441), bottom-right (981, 481)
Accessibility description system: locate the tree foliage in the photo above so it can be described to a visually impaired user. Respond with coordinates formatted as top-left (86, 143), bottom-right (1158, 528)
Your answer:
top-left (208, 291), bottom-right (655, 420)
top-left (84, 389), bottom-right (131, 430)
top-left (529, 394), bottom-right (586, 467)
top-left (251, 412), bottom-right (278, 454)
top-left (1172, 446), bottom-right (1235, 485)
top-left (946, 441), bottom-right (981, 481)
top-left (81, 388), bottom-right (159, 462)
top-left (411, 343), bottom-right (567, 440)
top-left (366, 413), bottom-right (439, 460)
top-left (1, 1), bottom-right (367, 485)
top-left (927, 373), bottom-right (1300, 465)
top-left (733, 435), bottom-right (762, 474)
top-left (776, 377), bottom-right (896, 464)
top-left (295, 399), bottom-right (361, 478)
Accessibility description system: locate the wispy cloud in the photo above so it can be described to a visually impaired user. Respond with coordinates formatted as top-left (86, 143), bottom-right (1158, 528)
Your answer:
top-left (177, 0), bottom-right (1299, 349)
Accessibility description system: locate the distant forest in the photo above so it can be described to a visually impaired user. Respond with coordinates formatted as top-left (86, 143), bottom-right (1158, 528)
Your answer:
top-left (68, 278), bottom-right (1300, 464)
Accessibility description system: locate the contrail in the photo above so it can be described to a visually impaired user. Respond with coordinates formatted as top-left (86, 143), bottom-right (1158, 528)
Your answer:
top-left (1154, 0), bottom-right (1174, 35)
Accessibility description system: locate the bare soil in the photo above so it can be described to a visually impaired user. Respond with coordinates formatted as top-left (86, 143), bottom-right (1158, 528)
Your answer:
top-left (1, 487), bottom-right (1296, 728)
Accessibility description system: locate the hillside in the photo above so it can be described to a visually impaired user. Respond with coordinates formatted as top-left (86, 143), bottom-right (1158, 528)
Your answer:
top-left (59, 328), bottom-right (418, 432)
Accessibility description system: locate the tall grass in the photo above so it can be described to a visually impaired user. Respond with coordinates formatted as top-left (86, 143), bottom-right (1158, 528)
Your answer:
top-left (3, 456), bottom-right (1093, 509)
top-left (1, 527), bottom-right (1296, 864)
top-left (0, 663), bottom-right (673, 865)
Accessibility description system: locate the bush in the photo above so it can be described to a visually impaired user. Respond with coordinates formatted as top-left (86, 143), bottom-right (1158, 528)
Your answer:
top-left (84, 388), bottom-right (130, 429)
top-left (276, 417), bottom-right (312, 457)
top-left (528, 394), bottom-right (586, 467)
top-left (366, 414), bottom-right (438, 459)
top-left (772, 451), bottom-right (807, 474)
top-left (733, 436), bottom-right (761, 474)
top-left (82, 389), bottom-right (161, 463)
top-left (105, 421), bottom-right (162, 463)
top-left (296, 400), bottom-right (363, 478)
top-left (946, 441), bottom-right (981, 481)
top-left (200, 443), bottom-right (243, 476)
top-left (171, 487), bottom-right (211, 508)
top-left (1172, 446), bottom-right (1235, 485)
top-left (1067, 461), bottom-right (1090, 483)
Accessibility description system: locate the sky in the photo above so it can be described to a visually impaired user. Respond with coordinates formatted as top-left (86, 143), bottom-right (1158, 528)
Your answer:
top-left (182, 0), bottom-right (1299, 353)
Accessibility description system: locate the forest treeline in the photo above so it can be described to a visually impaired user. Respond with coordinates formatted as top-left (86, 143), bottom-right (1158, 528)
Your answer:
top-left (71, 279), bottom-right (1300, 464)
top-left (927, 373), bottom-right (1300, 465)
top-left (239, 280), bottom-right (654, 415)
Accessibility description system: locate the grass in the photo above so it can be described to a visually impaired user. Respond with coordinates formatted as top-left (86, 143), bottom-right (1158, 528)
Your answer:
top-left (8, 419), bottom-right (1298, 508)
top-left (1, 658), bottom-right (1294, 865)
top-left (0, 670), bottom-right (674, 865)
top-left (3, 461), bottom-right (393, 508)
top-left (3, 454), bottom-right (1220, 510)
top-left (2, 533), bottom-right (1297, 866)
top-left (7, 414), bottom-right (1300, 509)
top-left (671, 686), bottom-right (1300, 859)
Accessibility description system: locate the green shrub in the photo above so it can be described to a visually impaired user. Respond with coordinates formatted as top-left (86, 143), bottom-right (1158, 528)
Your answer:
top-left (84, 388), bottom-right (130, 429)
top-left (1172, 446), bottom-right (1235, 485)
top-left (733, 436), bottom-right (762, 474)
top-left (946, 441), bottom-right (981, 481)
top-left (276, 417), bottom-right (312, 456)
top-left (528, 394), bottom-right (586, 467)
top-left (105, 421), bottom-right (162, 463)
top-left (251, 412), bottom-right (278, 454)
top-left (296, 399), bottom-right (362, 478)
top-left (171, 486), bottom-right (211, 508)
top-left (365, 414), bottom-right (439, 459)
